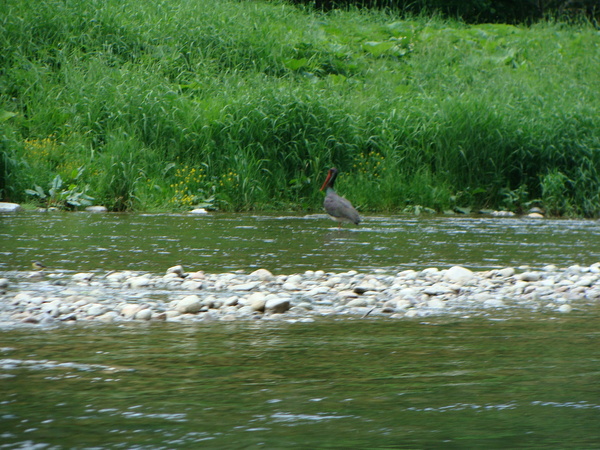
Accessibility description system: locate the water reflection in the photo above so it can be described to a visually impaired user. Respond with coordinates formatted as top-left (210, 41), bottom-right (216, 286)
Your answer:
top-left (1, 211), bottom-right (600, 274)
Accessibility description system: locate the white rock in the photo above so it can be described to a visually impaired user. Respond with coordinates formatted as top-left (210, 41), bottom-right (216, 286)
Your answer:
top-left (121, 304), bottom-right (143, 319)
top-left (404, 309), bottom-right (419, 318)
top-left (0, 278), bottom-right (9, 289)
top-left (86, 304), bottom-right (106, 316)
top-left (134, 309), bottom-right (153, 320)
top-left (72, 273), bottom-right (94, 282)
top-left (496, 267), bottom-right (516, 277)
top-left (14, 293), bottom-right (32, 303)
top-left (181, 280), bottom-right (203, 290)
top-left (250, 269), bottom-right (274, 281)
top-left (424, 284), bottom-right (453, 295)
top-left (558, 304), bottom-right (572, 313)
top-left (0, 202), bottom-right (22, 212)
top-left (223, 296), bottom-right (239, 307)
top-left (427, 298), bottom-right (446, 309)
top-left (519, 272), bottom-right (541, 282)
top-left (346, 298), bottom-right (369, 308)
top-left (190, 208), bottom-right (208, 214)
top-left (576, 276), bottom-right (595, 287)
top-left (106, 272), bottom-right (128, 282)
top-left (166, 265), bottom-right (186, 277)
top-left (287, 274), bottom-right (303, 284)
top-left (175, 295), bottom-right (202, 314)
top-left (85, 206), bottom-right (108, 212)
top-left (97, 311), bottom-right (119, 322)
top-left (240, 292), bottom-right (266, 306)
top-left (230, 281), bottom-right (260, 291)
top-left (282, 282), bottom-right (299, 291)
top-left (306, 286), bottom-right (330, 296)
top-left (127, 276), bottom-right (151, 288)
top-left (444, 266), bottom-right (474, 284)
top-left (251, 298), bottom-right (266, 312)
top-left (265, 298), bottom-right (291, 314)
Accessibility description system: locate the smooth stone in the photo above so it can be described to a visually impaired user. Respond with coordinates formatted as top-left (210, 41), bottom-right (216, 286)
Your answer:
top-left (496, 267), bottom-right (516, 277)
top-left (444, 266), bottom-right (474, 284)
top-left (127, 276), bottom-right (151, 288)
top-left (346, 298), bottom-right (369, 308)
top-left (97, 311), bottom-right (119, 322)
top-left (166, 265), bottom-right (186, 277)
top-left (423, 284), bottom-right (453, 296)
top-left (181, 280), bottom-right (203, 290)
top-left (519, 272), bottom-right (541, 282)
top-left (305, 286), bottom-right (330, 296)
top-left (240, 292), bottom-right (266, 306)
top-left (0, 278), bottom-right (9, 289)
top-left (175, 295), bottom-right (202, 314)
top-left (230, 281), bottom-right (260, 291)
top-left (121, 304), bottom-right (143, 319)
top-left (282, 282), bottom-right (299, 291)
top-left (286, 274), bottom-right (303, 284)
top-left (491, 210), bottom-right (515, 216)
top-left (558, 304), bottom-right (572, 313)
top-left (106, 272), bottom-right (128, 282)
top-left (0, 202), bottom-right (22, 212)
top-left (223, 296), bottom-right (239, 307)
top-left (134, 309), bottom-right (153, 320)
top-left (265, 298), bottom-right (291, 314)
top-left (250, 298), bottom-right (266, 312)
top-left (190, 208), bottom-right (208, 214)
top-left (86, 304), bottom-right (107, 316)
top-left (526, 212), bottom-right (544, 218)
top-left (85, 205), bottom-right (108, 212)
top-left (404, 309), bottom-right (419, 318)
top-left (576, 276), bottom-right (595, 287)
top-left (250, 269), bottom-right (274, 281)
top-left (427, 298), bottom-right (446, 309)
top-left (72, 273), bottom-right (94, 282)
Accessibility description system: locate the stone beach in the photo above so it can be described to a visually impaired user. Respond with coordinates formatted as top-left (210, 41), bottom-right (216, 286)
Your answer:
top-left (1, 263), bottom-right (599, 326)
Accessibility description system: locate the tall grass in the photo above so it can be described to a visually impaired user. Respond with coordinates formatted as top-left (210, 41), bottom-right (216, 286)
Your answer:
top-left (1, 0), bottom-right (599, 215)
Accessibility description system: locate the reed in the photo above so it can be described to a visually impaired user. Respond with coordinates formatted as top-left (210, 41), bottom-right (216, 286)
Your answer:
top-left (1, 0), bottom-right (599, 215)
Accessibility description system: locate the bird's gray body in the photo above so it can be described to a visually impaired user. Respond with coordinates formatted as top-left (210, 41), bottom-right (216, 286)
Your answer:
top-left (320, 168), bottom-right (361, 227)
top-left (323, 187), bottom-right (361, 225)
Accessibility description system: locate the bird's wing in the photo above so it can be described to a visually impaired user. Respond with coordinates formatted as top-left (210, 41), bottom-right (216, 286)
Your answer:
top-left (324, 193), bottom-right (361, 224)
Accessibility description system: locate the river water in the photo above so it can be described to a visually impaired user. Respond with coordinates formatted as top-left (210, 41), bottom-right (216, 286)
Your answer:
top-left (1, 212), bottom-right (599, 448)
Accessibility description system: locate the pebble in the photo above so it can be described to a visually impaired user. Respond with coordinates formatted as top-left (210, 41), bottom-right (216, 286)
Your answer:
top-left (1, 264), bottom-right (598, 326)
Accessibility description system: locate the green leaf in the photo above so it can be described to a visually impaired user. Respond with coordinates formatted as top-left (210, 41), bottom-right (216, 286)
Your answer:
top-left (0, 110), bottom-right (17, 122)
top-left (362, 41), bottom-right (396, 57)
top-left (283, 58), bottom-right (309, 70)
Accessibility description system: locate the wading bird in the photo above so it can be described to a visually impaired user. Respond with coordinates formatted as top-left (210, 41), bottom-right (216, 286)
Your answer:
top-left (320, 167), bottom-right (361, 228)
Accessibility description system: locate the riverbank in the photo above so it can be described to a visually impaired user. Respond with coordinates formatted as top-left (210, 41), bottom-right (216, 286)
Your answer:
top-left (1, 263), bottom-right (598, 327)
top-left (3, 0), bottom-right (600, 215)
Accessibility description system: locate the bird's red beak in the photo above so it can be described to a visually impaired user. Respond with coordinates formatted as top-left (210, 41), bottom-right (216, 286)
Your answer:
top-left (320, 170), bottom-right (333, 191)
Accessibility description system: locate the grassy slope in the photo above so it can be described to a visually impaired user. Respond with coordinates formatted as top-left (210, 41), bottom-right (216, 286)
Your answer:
top-left (1, 0), bottom-right (599, 215)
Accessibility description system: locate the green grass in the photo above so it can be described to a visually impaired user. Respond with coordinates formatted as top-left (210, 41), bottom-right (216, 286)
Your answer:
top-left (1, 0), bottom-right (599, 215)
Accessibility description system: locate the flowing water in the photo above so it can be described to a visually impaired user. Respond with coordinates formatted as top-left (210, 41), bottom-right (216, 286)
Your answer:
top-left (1, 212), bottom-right (600, 448)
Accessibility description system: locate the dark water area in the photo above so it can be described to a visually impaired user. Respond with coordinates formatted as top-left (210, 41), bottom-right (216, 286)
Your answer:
top-left (1, 211), bottom-right (600, 448)
top-left (1, 315), bottom-right (600, 448)
top-left (2, 211), bottom-right (600, 275)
